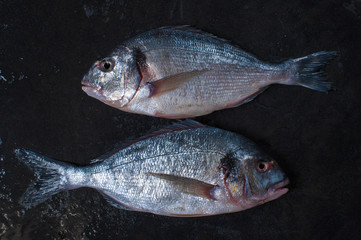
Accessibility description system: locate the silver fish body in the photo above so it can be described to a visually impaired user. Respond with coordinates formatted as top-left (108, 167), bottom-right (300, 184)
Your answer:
top-left (82, 26), bottom-right (337, 118)
top-left (16, 121), bottom-right (289, 217)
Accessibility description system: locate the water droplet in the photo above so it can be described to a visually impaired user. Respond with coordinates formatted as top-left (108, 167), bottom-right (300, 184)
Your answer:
top-left (0, 70), bottom-right (7, 82)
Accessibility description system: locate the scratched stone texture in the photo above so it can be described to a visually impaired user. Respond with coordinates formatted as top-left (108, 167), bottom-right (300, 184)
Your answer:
top-left (0, 0), bottom-right (360, 239)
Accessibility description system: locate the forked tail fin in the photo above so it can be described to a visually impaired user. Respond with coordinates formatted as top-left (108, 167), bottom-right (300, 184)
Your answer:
top-left (15, 149), bottom-right (71, 209)
top-left (290, 51), bottom-right (338, 92)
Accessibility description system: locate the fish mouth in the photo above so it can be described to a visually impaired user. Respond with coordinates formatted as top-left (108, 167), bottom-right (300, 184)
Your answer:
top-left (81, 79), bottom-right (126, 106)
top-left (266, 178), bottom-right (290, 201)
top-left (81, 79), bottom-right (107, 101)
top-left (81, 79), bottom-right (101, 91)
top-left (81, 78), bottom-right (103, 97)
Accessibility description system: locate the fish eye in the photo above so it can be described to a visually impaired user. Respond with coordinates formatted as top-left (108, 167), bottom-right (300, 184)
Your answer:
top-left (257, 161), bottom-right (273, 173)
top-left (99, 58), bottom-right (115, 72)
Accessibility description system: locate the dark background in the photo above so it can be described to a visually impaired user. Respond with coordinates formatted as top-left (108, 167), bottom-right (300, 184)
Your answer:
top-left (0, 0), bottom-right (360, 239)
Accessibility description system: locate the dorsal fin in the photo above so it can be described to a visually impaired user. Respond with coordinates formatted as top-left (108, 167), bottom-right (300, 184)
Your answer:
top-left (126, 120), bottom-right (207, 145)
top-left (89, 158), bottom-right (105, 164)
top-left (157, 25), bottom-right (229, 43)
top-left (90, 120), bottom-right (208, 163)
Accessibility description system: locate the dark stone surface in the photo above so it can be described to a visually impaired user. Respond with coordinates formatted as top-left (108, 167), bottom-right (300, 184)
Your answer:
top-left (0, 0), bottom-right (360, 239)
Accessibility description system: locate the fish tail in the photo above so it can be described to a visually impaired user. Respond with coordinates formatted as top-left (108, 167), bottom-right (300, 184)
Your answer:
top-left (15, 149), bottom-right (71, 209)
top-left (289, 51), bottom-right (338, 92)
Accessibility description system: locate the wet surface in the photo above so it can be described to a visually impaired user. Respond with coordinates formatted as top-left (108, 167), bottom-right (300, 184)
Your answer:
top-left (0, 0), bottom-right (360, 239)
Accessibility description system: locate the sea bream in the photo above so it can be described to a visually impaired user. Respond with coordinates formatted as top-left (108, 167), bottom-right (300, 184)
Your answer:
top-left (16, 121), bottom-right (289, 217)
top-left (82, 26), bottom-right (337, 118)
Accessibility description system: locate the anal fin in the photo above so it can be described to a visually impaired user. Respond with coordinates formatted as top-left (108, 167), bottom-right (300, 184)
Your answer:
top-left (98, 190), bottom-right (133, 211)
top-left (224, 86), bottom-right (269, 108)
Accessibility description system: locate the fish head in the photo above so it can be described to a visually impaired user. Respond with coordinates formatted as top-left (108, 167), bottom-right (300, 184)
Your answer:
top-left (222, 151), bottom-right (289, 209)
top-left (81, 46), bottom-right (141, 108)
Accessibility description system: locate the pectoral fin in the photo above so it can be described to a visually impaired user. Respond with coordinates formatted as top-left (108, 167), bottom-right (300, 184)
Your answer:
top-left (148, 172), bottom-right (217, 200)
top-left (149, 69), bottom-right (209, 97)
